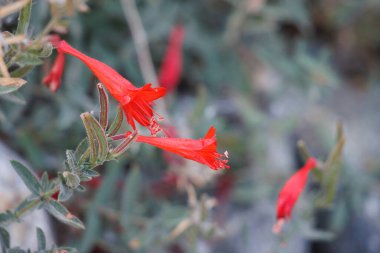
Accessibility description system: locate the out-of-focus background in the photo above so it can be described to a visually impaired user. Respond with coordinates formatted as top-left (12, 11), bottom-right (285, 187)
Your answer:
top-left (1, 0), bottom-right (380, 252)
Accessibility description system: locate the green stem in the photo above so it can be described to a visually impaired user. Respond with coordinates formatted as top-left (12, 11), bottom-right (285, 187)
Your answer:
top-left (13, 198), bottom-right (41, 220)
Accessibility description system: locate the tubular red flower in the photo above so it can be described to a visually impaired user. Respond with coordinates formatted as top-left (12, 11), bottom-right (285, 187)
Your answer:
top-left (55, 40), bottom-right (166, 134)
top-left (273, 157), bottom-right (318, 234)
top-left (158, 24), bottom-right (185, 92)
top-left (136, 126), bottom-right (230, 170)
top-left (43, 50), bottom-right (65, 92)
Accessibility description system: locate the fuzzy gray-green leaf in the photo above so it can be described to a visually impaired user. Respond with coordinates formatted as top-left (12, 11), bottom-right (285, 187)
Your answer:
top-left (0, 227), bottom-right (10, 252)
top-left (44, 200), bottom-right (85, 229)
top-left (0, 78), bottom-right (26, 95)
top-left (15, 0), bottom-right (32, 35)
top-left (66, 150), bottom-right (78, 172)
top-left (81, 113), bottom-right (97, 164)
top-left (11, 160), bottom-right (41, 195)
top-left (36, 227), bottom-right (46, 251)
top-left (86, 113), bottom-right (108, 162)
top-left (97, 83), bottom-right (109, 130)
top-left (107, 106), bottom-right (123, 136)
top-left (58, 183), bottom-right (73, 202)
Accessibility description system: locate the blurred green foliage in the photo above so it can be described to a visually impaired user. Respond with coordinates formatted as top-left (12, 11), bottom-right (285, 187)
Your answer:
top-left (2, 0), bottom-right (380, 252)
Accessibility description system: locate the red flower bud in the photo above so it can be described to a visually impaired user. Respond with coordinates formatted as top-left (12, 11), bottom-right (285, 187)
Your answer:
top-left (273, 157), bottom-right (318, 234)
top-left (43, 50), bottom-right (65, 92)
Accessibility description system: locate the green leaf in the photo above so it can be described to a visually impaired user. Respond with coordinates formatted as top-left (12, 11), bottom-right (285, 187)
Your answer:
top-left (66, 150), bottom-right (78, 172)
top-left (15, 53), bottom-right (43, 66)
top-left (28, 43), bottom-right (53, 58)
top-left (10, 160), bottom-right (41, 195)
top-left (44, 200), bottom-right (85, 229)
top-left (58, 183), bottom-right (73, 202)
top-left (74, 138), bottom-right (89, 165)
top-left (0, 212), bottom-right (14, 225)
top-left (40, 172), bottom-right (50, 192)
top-left (10, 65), bottom-right (33, 78)
top-left (81, 113), bottom-right (108, 163)
top-left (36, 227), bottom-right (46, 251)
top-left (0, 78), bottom-right (26, 95)
top-left (107, 106), bottom-right (123, 136)
top-left (81, 114), bottom-right (98, 164)
top-left (16, 0), bottom-right (32, 35)
top-left (0, 91), bottom-right (26, 104)
top-left (81, 169), bottom-right (100, 178)
top-left (321, 123), bottom-right (345, 206)
top-left (97, 83), bottom-right (109, 130)
top-left (75, 185), bottom-right (86, 192)
top-left (0, 227), bottom-right (10, 252)
top-left (121, 167), bottom-right (142, 229)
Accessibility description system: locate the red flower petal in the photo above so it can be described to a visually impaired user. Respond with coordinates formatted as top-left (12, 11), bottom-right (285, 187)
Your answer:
top-left (55, 40), bottom-right (166, 133)
top-left (43, 50), bottom-right (65, 92)
top-left (136, 126), bottom-right (230, 170)
top-left (158, 25), bottom-right (185, 92)
top-left (273, 157), bottom-right (318, 234)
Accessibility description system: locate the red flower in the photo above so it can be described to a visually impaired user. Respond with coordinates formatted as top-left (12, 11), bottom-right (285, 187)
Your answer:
top-left (43, 49), bottom-right (65, 92)
top-left (273, 157), bottom-right (318, 234)
top-left (55, 40), bottom-right (166, 134)
top-left (158, 25), bottom-right (185, 92)
top-left (136, 126), bottom-right (230, 170)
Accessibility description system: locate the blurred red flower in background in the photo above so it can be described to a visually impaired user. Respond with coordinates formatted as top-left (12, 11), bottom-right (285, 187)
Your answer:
top-left (158, 25), bottom-right (185, 92)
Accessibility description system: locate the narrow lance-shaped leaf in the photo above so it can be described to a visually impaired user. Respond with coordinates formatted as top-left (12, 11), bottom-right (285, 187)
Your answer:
top-left (66, 150), bottom-right (78, 172)
top-left (121, 167), bottom-right (142, 229)
top-left (75, 138), bottom-right (89, 165)
top-left (81, 113), bottom-right (98, 164)
top-left (0, 78), bottom-right (26, 95)
top-left (97, 83), bottom-right (109, 130)
top-left (44, 200), bottom-right (85, 229)
top-left (0, 212), bottom-right (14, 226)
top-left (15, 0), bottom-right (32, 35)
top-left (321, 123), bottom-right (345, 206)
top-left (10, 160), bottom-right (41, 195)
top-left (297, 140), bottom-right (322, 182)
top-left (40, 171), bottom-right (50, 192)
top-left (0, 227), bottom-right (10, 252)
top-left (10, 65), bottom-right (33, 78)
top-left (86, 113), bottom-right (108, 162)
top-left (107, 106), bottom-right (123, 136)
top-left (36, 227), bottom-right (46, 251)
top-left (58, 183), bottom-right (73, 202)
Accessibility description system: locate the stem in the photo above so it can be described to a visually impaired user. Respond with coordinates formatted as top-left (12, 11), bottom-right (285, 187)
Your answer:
top-left (13, 198), bottom-right (41, 219)
top-left (35, 17), bottom-right (59, 42)
top-left (120, 0), bottom-right (170, 122)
